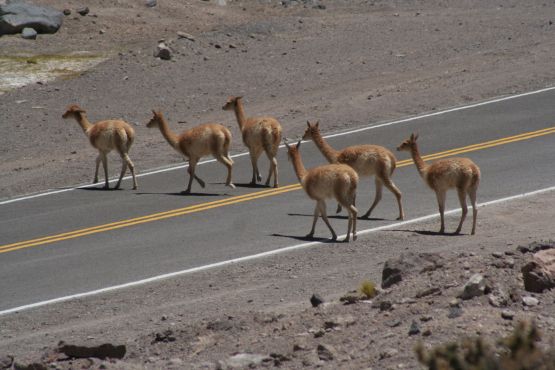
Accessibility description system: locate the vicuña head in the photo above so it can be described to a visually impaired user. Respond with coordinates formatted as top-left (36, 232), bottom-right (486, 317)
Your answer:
top-left (62, 104), bottom-right (86, 119)
top-left (301, 120), bottom-right (320, 141)
top-left (396, 133), bottom-right (418, 152)
top-left (146, 110), bottom-right (164, 128)
top-left (222, 96), bottom-right (242, 111)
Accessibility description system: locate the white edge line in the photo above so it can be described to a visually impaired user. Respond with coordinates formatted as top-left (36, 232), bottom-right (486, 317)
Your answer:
top-left (1, 184), bottom-right (554, 317)
top-left (2, 85), bottom-right (555, 206)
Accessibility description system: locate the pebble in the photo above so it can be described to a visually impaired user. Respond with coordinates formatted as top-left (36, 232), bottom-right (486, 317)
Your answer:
top-left (492, 252), bottom-right (503, 258)
top-left (408, 320), bottom-right (420, 336)
top-left (77, 7), bottom-right (90, 16)
top-left (522, 296), bottom-right (539, 307)
top-left (501, 310), bottom-right (515, 320)
top-left (310, 294), bottom-right (324, 308)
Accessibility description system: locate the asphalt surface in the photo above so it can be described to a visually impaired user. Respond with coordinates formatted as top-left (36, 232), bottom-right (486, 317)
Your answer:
top-left (1, 89), bottom-right (555, 311)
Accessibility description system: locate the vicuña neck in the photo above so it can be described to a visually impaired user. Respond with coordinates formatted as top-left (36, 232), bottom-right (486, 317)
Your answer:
top-left (311, 129), bottom-right (339, 163)
top-left (155, 116), bottom-right (180, 149)
top-left (290, 151), bottom-right (308, 182)
top-left (410, 144), bottom-right (428, 177)
top-left (233, 100), bottom-right (247, 131)
top-left (75, 113), bottom-right (93, 133)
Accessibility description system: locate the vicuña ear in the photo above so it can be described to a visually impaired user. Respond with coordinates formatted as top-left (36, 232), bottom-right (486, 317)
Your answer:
top-left (315, 121), bottom-right (319, 128)
top-left (306, 121), bottom-right (311, 127)
top-left (413, 133), bottom-right (419, 141)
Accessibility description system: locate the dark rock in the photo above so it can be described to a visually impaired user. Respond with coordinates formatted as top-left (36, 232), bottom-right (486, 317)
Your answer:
top-left (13, 363), bottom-right (47, 370)
top-left (422, 329), bottom-right (432, 337)
top-left (63, 9), bottom-right (71, 16)
top-left (447, 306), bottom-right (463, 319)
top-left (339, 293), bottom-right (361, 305)
top-left (522, 249), bottom-right (555, 293)
top-left (269, 353), bottom-right (290, 366)
top-left (408, 320), bottom-right (420, 336)
top-left (58, 343), bottom-right (126, 360)
top-left (501, 310), bottom-right (515, 320)
top-left (155, 43), bottom-right (171, 60)
top-left (420, 315), bottom-right (433, 322)
top-left (0, 355), bottom-right (13, 369)
top-left (310, 293), bottom-right (324, 307)
top-left (492, 252), bottom-right (503, 258)
top-left (317, 344), bottom-right (337, 361)
top-left (152, 330), bottom-right (176, 343)
top-left (76, 7), bottom-right (89, 16)
top-left (517, 240), bottom-right (555, 254)
top-left (0, 2), bottom-right (63, 35)
top-left (21, 27), bottom-right (36, 39)
top-left (145, 0), bottom-right (157, 7)
top-left (382, 252), bottom-right (444, 288)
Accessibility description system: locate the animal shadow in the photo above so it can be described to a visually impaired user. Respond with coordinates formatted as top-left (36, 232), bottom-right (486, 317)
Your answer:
top-left (391, 229), bottom-right (466, 236)
top-left (288, 212), bottom-right (384, 221)
top-left (271, 233), bottom-right (336, 243)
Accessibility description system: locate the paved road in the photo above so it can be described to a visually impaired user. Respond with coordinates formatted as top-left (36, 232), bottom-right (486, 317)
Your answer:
top-left (1, 89), bottom-right (555, 311)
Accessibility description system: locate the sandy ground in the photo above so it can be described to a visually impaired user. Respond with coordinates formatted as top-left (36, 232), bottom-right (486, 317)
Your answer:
top-left (1, 0), bottom-right (555, 199)
top-left (1, 1), bottom-right (555, 369)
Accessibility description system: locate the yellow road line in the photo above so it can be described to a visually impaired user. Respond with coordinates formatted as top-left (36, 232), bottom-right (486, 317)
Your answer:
top-left (1, 126), bottom-right (555, 254)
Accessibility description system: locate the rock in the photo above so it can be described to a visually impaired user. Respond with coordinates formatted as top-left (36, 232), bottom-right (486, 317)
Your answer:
top-left (145, 0), bottom-right (157, 7)
top-left (492, 252), bottom-right (503, 258)
top-left (488, 293), bottom-right (508, 308)
top-left (447, 306), bottom-right (463, 319)
top-left (13, 363), bottom-right (47, 370)
top-left (21, 26), bottom-right (36, 39)
top-left (269, 353), bottom-right (290, 366)
top-left (501, 310), bottom-right (515, 320)
top-left (63, 9), bottom-right (71, 16)
top-left (422, 329), bottom-right (432, 337)
top-left (415, 287), bottom-right (441, 299)
top-left (408, 320), bottom-right (420, 336)
top-left (76, 7), bottom-right (89, 16)
top-left (420, 315), bottom-right (433, 322)
top-left (378, 300), bottom-right (393, 311)
top-left (153, 330), bottom-right (176, 343)
top-left (384, 319), bottom-right (401, 328)
top-left (223, 353), bottom-right (270, 368)
top-left (310, 293), bottom-right (324, 307)
top-left (324, 315), bottom-right (356, 329)
top-left (340, 293), bottom-right (362, 305)
top-left (177, 31), bottom-right (195, 41)
top-left (522, 249), bottom-right (555, 292)
top-left (379, 348), bottom-right (398, 360)
top-left (58, 343), bottom-right (126, 360)
top-left (0, 2), bottom-right (63, 35)
top-left (317, 344), bottom-right (337, 361)
top-left (517, 240), bottom-right (555, 254)
top-left (522, 296), bottom-right (539, 307)
top-left (458, 274), bottom-right (487, 300)
top-left (382, 252), bottom-right (444, 288)
top-left (155, 43), bottom-right (171, 60)
top-left (0, 355), bottom-right (13, 369)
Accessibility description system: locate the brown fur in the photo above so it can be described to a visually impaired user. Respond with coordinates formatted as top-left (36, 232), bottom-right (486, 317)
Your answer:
top-left (223, 96), bottom-right (282, 188)
top-left (62, 104), bottom-right (138, 190)
top-left (397, 133), bottom-right (481, 235)
top-left (147, 110), bottom-right (235, 193)
top-left (303, 121), bottom-right (404, 220)
top-left (285, 139), bottom-right (358, 242)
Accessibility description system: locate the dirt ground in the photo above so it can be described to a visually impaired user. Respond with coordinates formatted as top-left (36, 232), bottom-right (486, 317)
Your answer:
top-left (1, 0), bottom-right (555, 199)
top-left (2, 0), bottom-right (555, 369)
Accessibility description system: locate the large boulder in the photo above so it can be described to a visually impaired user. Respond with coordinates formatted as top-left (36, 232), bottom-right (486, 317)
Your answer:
top-left (0, 1), bottom-right (63, 35)
top-left (381, 252), bottom-right (444, 288)
top-left (521, 249), bottom-right (555, 293)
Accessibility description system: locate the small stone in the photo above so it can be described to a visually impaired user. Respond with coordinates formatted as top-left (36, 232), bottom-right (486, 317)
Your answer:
top-left (448, 306), bottom-right (463, 319)
top-left (317, 344), bottom-right (337, 361)
top-left (168, 358), bottom-right (183, 366)
top-left (459, 274), bottom-right (487, 300)
top-left (379, 348), bottom-right (398, 360)
top-left (21, 27), bottom-right (37, 39)
top-left (324, 315), bottom-right (356, 329)
top-left (422, 329), bottom-right (432, 337)
top-left (379, 301), bottom-right (393, 311)
top-left (63, 9), bottom-right (71, 15)
top-left (177, 31), bottom-right (195, 41)
top-left (501, 310), bottom-right (515, 320)
top-left (77, 7), bottom-right (90, 16)
top-left (522, 296), bottom-right (539, 307)
top-left (310, 294), bottom-right (324, 307)
top-left (492, 252), bottom-right (503, 258)
top-left (155, 43), bottom-right (171, 60)
top-left (385, 319), bottom-right (401, 328)
top-left (449, 298), bottom-right (461, 307)
top-left (146, 0), bottom-right (157, 7)
top-left (420, 315), bottom-right (433, 322)
top-left (408, 320), bottom-right (420, 336)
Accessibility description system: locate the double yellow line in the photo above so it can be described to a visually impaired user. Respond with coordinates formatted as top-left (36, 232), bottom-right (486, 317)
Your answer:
top-left (1, 125), bottom-right (555, 254)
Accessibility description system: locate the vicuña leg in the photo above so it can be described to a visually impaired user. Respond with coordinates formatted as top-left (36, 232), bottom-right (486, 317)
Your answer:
top-left (469, 186), bottom-right (478, 235)
top-left (215, 154), bottom-right (235, 189)
top-left (383, 176), bottom-right (404, 220)
top-left (265, 155), bottom-right (279, 188)
top-left (307, 203), bottom-right (320, 238)
top-left (185, 158), bottom-right (203, 193)
top-left (435, 190), bottom-right (446, 234)
top-left (101, 153), bottom-right (109, 189)
top-left (94, 154), bottom-right (102, 184)
top-left (363, 177), bottom-right (383, 219)
top-left (455, 187), bottom-right (468, 234)
top-left (248, 149), bottom-right (262, 185)
top-left (115, 155), bottom-right (128, 190)
top-left (318, 200), bottom-right (337, 240)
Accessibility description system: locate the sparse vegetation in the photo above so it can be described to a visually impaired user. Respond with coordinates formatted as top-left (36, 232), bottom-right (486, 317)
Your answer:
top-left (359, 280), bottom-right (377, 299)
top-left (416, 321), bottom-right (555, 370)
